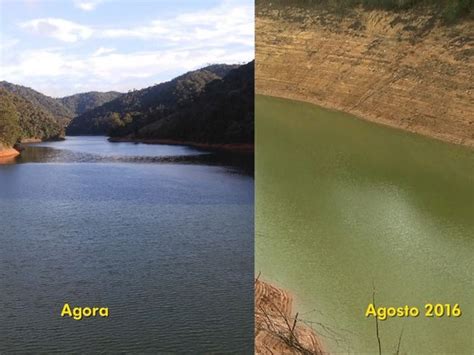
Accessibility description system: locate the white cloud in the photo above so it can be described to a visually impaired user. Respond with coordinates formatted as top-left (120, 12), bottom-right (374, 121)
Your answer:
top-left (5, 1), bottom-right (254, 96)
top-left (19, 2), bottom-right (253, 47)
top-left (74, 0), bottom-right (104, 11)
top-left (92, 47), bottom-right (116, 56)
top-left (100, 2), bottom-right (254, 47)
top-left (0, 34), bottom-right (19, 50)
top-left (0, 47), bottom-right (253, 96)
top-left (20, 18), bottom-right (93, 43)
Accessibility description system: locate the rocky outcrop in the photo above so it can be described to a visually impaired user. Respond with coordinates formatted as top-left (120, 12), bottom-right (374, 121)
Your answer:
top-left (256, 4), bottom-right (474, 147)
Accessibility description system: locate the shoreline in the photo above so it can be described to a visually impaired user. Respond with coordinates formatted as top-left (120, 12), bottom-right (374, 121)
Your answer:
top-left (257, 90), bottom-right (474, 149)
top-left (20, 137), bottom-right (66, 144)
top-left (0, 147), bottom-right (20, 159)
top-left (255, 278), bottom-right (325, 354)
top-left (108, 137), bottom-right (254, 154)
top-left (0, 147), bottom-right (20, 164)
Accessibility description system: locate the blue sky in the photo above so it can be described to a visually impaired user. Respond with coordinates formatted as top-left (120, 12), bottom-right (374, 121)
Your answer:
top-left (0, 0), bottom-right (254, 97)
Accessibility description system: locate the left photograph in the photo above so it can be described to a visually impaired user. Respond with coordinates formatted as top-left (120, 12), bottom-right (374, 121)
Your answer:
top-left (0, 0), bottom-right (254, 353)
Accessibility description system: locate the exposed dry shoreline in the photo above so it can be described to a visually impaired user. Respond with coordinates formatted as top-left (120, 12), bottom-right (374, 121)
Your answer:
top-left (0, 147), bottom-right (20, 159)
top-left (256, 5), bottom-right (474, 147)
top-left (20, 138), bottom-right (42, 144)
top-left (0, 137), bottom-right (66, 164)
top-left (108, 137), bottom-right (254, 154)
top-left (255, 278), bottom-right (325, 354)
top-left (0, 147), bottom-right (20, 164)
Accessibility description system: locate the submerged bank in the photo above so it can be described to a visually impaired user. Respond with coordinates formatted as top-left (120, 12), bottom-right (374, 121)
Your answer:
top-left (256, 4), bottom-right (474, 147)
top-left (255, 278), bottom-right (324, 354)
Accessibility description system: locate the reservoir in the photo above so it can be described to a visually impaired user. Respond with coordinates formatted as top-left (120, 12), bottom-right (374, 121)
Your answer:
top-left (0, 137), bottom-right (254, 353)
top-left (256, 95), bottom-right (473, 353)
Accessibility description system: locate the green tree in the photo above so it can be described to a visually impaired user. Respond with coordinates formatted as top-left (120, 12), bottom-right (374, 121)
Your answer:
top-left (0, 91), bottom-right (21, 146)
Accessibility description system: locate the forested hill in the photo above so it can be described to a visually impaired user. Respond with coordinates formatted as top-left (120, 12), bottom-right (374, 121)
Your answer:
top-left (134, 61), bottom-right (255, 144)
top-left (59, 91), bottom-right (122, 116)
top-left (1, 62), bottom-right (253, 148)
top-left (0, 81), bottom-right (121, 127)
top-left (0, 89), bottom-right (63, 146)
top-left (66, 64), bottom-right (239, 135)
top-left (0, 81), bottom-right (73, 126)
top-left (0, 82), bottom-right (122, 147)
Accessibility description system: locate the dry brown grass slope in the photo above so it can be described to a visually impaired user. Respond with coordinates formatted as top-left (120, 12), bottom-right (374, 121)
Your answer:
top-left (256, 4), bottom-right (474, 147)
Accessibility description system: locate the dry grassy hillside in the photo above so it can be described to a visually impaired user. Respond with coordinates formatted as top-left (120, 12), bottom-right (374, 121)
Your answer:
top-left (256, 4), bottom-right (474, 146)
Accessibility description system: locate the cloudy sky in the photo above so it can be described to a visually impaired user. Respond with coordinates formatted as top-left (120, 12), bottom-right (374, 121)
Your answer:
top-left (0, 0), bottom-right (254, 97)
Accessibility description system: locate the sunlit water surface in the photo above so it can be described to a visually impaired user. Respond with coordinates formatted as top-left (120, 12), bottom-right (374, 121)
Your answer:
top-left (256, 95), bottom-right (473, 354)
top-left (0, 136), bottom-right (254, 353)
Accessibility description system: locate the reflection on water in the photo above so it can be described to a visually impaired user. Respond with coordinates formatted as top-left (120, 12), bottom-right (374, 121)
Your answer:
top-left (8, 136), bottom-right (254, 175)
top-left (0, 155), bottom-right (17, 165)
top-left (34, 136), bottom-right (206, 157)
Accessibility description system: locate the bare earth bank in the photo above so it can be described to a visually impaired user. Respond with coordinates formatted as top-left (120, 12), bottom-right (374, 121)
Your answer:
top-left (0, 144), bottom-right (20, 158)
top-left (256, 5), bottom-right (474, 147)
top-left (255, 279), bottom-right (325, 354)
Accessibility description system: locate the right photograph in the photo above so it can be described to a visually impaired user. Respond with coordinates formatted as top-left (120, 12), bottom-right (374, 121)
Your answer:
top-left (255, 0), bottom-right (473, 354)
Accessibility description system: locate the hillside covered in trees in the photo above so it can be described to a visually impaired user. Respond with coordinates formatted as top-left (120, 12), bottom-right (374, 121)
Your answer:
top-left (67, 62), bottom-right (254, 145)
top-left (0, 89), bottom-right (63, 146)
top-left (0, 90), bottom-right (21, 147)
top-left (0, 82), bottom-right (122, 149)
top-left (135, 61), bottom-right (254, 144)
top-left (1, 62), bottom-right (254, 150)
top-left (66, 64), bottom-right (239, 136)
top-left (0, 81), bottom-right (73, 127)
top-left (59, 91), bottom-right (122, 117)
top-left (0, 81), bottom-right (122, 127)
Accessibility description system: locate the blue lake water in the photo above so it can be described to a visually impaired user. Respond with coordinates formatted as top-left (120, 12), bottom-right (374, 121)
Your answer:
top-left (33, 136), bottom-right (207, 157)
top-left (0, 137), bottom-right (254, 353)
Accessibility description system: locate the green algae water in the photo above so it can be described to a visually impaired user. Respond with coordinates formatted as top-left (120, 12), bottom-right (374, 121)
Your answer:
top-left (256, 95), bottom-right (473, 354)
